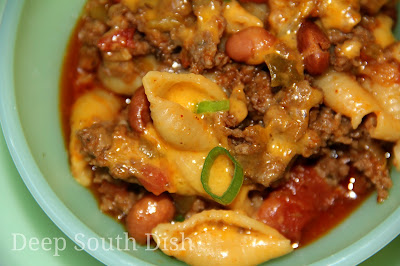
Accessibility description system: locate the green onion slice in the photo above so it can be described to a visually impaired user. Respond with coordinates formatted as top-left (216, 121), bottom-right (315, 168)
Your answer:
top-left (201, 147), bottom-right (244, 205)
top-left (174, 214), bottom-right (185, 222)
top-left (196, 100), bottom-right (230, 114)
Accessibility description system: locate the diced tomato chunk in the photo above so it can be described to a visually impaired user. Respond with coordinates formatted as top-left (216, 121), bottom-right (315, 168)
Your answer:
top-left (257, 166), bottom-right (340, 242)
top-left (138, 165), bottom-right (170, 196)
top-left (97, 28), bottom-right (135, 52)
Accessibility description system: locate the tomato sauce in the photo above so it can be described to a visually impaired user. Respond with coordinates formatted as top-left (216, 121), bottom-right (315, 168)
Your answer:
top-left (300, 170), bottom-right (372, 246)
top-left (257, 166), bottom-right (372, 247)
top-left (60, 19), bottom-right (99, 145)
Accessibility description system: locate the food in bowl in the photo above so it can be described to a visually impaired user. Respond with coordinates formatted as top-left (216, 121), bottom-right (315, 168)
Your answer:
top-left (60, 0), bottom-right (400, 265)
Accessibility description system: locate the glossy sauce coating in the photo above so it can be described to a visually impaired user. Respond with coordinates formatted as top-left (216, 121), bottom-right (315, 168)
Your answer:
top-left (60, 19), bottom-right (101, 145)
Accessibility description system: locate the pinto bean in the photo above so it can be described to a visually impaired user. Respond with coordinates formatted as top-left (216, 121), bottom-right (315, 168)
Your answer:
top-left (128, 86), bottom-right (151, 133)
top-left (225, 27), bottom-right (276, 65)
top-left (126, 194), bottom-right (175, 245)
top-left (297, 21), bottom-right (330, 75)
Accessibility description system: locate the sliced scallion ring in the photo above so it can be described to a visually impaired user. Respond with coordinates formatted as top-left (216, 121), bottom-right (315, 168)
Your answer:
top-left (174, 214), bottom-right (185, 222)
top-left (196, 100), bottom-right (230, 114)
top-left (201, 147), bottom-right (244, 205)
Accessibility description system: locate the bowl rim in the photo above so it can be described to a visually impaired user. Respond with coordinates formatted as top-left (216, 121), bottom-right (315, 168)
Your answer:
top-left (0, 1), bottom-right (399, 265)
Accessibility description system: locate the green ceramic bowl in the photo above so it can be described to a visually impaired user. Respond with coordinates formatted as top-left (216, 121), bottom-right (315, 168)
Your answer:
top-left (0, 0), bottom-right (400, 265)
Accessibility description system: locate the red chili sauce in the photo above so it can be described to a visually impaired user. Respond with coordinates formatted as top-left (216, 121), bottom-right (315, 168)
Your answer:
top-left (257, 165), bottom-right (371, 247)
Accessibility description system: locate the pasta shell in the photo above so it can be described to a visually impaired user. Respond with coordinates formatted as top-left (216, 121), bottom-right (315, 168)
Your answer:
top-left (143, 71), bottom-right (227, 151)
top-left (314, 70), bottom-right (379, 129)
top-left (362, 79), bottom-right (400, 120)
top-left (98, 55), bottom-right (158, 95)
top-left (315, 70), bottom-right (400, 142)
top-left (319, 0), bottom-right (361, 33)
top-left (69, 89), bottom-right (122, 186)
top-left (152, 210), bottom-right (293, 266)
top-left (223, 0), bottom-right (263, 34)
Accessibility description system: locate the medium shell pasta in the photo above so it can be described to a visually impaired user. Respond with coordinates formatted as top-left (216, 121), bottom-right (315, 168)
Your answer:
top-left (362, 80), bottom-right (400, 120)
top-left (315, 70), bottom-right (400, 142)
top-left (370, 111), bottom-right (400, 142)
top-left (319, 0), bottom-right (361, 33)
top-left (223, 0), bottom-right (263, 34)
top-left (139, 72), bottom-right (234, 196)
top-left (98, 56), bottom-right (158, 95)
top-left (69, 89), bottom-right (122, 186)
top-left (143, 71), bottom-right (227, 151)
top-left (152, 210), bottom-right (292, 266)
top-left (314, 70), bottom-right (379, 129)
